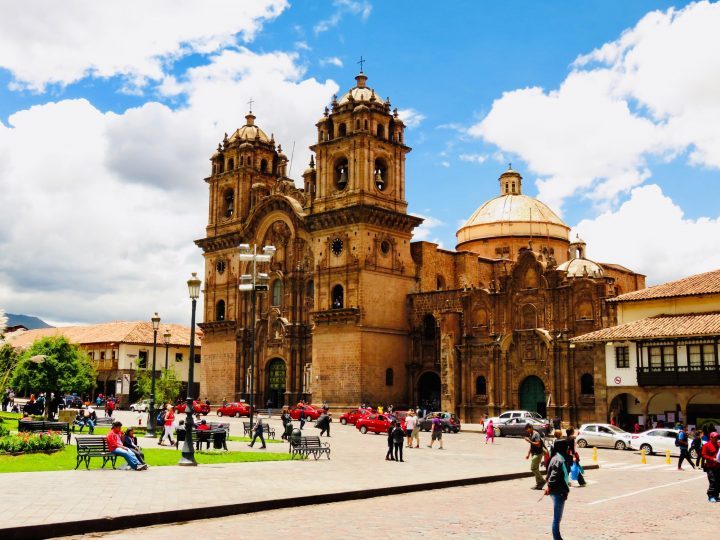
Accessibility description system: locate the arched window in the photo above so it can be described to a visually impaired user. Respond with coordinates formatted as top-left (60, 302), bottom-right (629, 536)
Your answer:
top-left (521, 304), bottom-right (537, 329)
top-left (306, 280), bottom-right (314, 307)
top-left (228, 158), bottom-right (234, 170)
top-left (580, 373), bottom-right (594, 395)
top-left (423, 314), bottom-right (436, 340)
top-left (334, 157), bottom-right (349, 191)
top-left (364, 120), bottom-right (368, 130)
top-left (355, 119), bottom-right (360, 130)
top-left (385, 368), bottom-right (394, 386)
top-left (376, 124), bottom-right (385, 139)
top-left (475, 376), bottom-right (487, 395)
top-left (331, 284), bottom-right (344, 309)
top-left (223, 188), bottom-right (234, 218)
top-left (216, 300), bottom-right (225, 321)
top-left (374, 158), bottom-right (387, 191)
top-left (260, 159), bottom-right (268, 173)
top-left (436, 275), bottom-right (446, 291)
top-left (217, 158), bottom-right (224, 173)
top-left (271, 280), bottom-right (283, 307)
top-left (338, 123), bottom-right (347, 137)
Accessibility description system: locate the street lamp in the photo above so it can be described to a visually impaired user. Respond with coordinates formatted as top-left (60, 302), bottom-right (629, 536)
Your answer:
top-left (238, 243), bottom-right (275, 428)
top-left (163, 329), bottom-right (171, 370)
top-left (147, 312), bottom-right (161, 438)
top-left (179, 272), bottom-right (201, 466)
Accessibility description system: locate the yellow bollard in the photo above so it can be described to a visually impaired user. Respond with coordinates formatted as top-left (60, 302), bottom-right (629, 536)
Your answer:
top-left (592, 447), bottom-right (598, 462)
top-left (665, 449), bottom-right (671, 464)
top-left (641, 448), bottom-right (647, 464)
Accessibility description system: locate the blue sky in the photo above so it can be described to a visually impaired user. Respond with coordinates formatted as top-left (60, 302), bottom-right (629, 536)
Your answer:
top-left (1, 0), bottom-right (719, 325)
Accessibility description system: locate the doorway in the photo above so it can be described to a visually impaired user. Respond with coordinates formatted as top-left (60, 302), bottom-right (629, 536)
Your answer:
top-left (417, 371), bottom-right (441, 412)
top-left (266, 358), bottom-right (286, 408)
top-left (519, 376), bottom-right (546, 417)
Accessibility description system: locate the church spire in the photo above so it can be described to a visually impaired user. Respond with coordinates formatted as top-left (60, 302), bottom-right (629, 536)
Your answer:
top-left (499, 165), bottom-right (522, 196)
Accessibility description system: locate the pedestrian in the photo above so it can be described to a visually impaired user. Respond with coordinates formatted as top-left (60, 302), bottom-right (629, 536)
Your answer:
top-left (266, 398), bottom-right (273, 419)
top-left (634, 422), bottom-right (641, 433)
top-left (676, 424), bottom-right (695, 470)
top-left (299, 408), bottom-right (306, 430)
top-left (248, 417), bottom-right (267, 449)
top-left (222, 397), bottom-right (228, 408)
top-left (405, 410), bottom-right (417, 448)
top-left (428, 415), bottom-right (444, 449)
top-left (316, 413), bottom-right (331, 437)
top-left (701, 431), bottom-right (719, 502)
top-left (525, 423), bottom-right (545, 490)
top-left (691, 429), bottom-right (704, 469)
top-left (388, 404), bottom-right (394, 414)
top-left (392, 421), bottom-right (405, 462)
top-left (479, 414), bottom-right (486, 433)
top-left (107, 421), bottom-right (147, 470)
top-left (385, 421), bottom-right (396, 461)
top-left (485, 420), bottom-right (494, 444)
top-left (565, 426), bottom-right (586, 487)
top-left (378, 404), bottom-right (384, 414)
top-left (106, 398), bottom-right (115, 418)
top-left (545, 438), bottom-right (571, 540)
top-left (158, 404), bottom-right (175, 446)
top-left (123, 427), bottom-right (146, 465)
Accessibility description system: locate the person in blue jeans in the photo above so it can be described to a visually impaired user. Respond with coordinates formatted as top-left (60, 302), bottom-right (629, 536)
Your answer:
top-left (107, 421), bottom-right (147, 470)
top-left (545, 439), bottom-right (571, 540)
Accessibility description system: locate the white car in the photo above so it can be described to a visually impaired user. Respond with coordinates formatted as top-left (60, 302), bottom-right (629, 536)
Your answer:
top-left (630, 428), bottom-right (698, 458)
top-left (576, 423), bottom-right (633, 450)
top-left (488, 410), bottom-right (544, 426)
top-left (129, 399), bottom-right (153, 412)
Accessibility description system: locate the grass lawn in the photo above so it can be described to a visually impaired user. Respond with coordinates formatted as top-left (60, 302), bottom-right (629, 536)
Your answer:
top-left (0, 412), bottom-right (21, 421)
top-left (0, 445), bottom-right (291, 473)
top-left (228, 435), bottom-right (283, 444)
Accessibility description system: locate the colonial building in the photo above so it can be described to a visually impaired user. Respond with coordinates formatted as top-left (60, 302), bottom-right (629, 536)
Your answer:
top-left (196, 70), bottom-right (644, 424)
top-left (5, 321), bottom-right (201, 406)
top-left (572, 269), bottom-right (720, 430)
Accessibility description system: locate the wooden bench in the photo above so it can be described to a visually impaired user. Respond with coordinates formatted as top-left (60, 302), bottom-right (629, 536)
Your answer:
top-left (290, 435), bottom-right (331, 460)
top-left (175, 428), bottom-right (228, 450)
top-left (74, 436), bottom-right (117, 469)
top-left (207, 422), bottom-right (230, 434)
top-left (243, 422), bottom-right (275, 438)
top-left (95, 417), bottom-right (113, 426)
top-left (18, 420), bottom-right (71, 444)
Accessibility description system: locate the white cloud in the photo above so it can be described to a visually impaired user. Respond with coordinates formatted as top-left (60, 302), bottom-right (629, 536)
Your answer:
top-left (468, 1), bottom-right (720, 210)
top-left (397, 108), bottom-right (426, 128)
top-left (0, 0), bottom-right (287, 91)
top-left (314, 0), bottom-right (372, 34)
top-left (413, 214), bottom-right (444, 247)
top-left (459, 153), bottom-right (488, 164)
top-left (320, 57), bottom-right (344, 68)
top-left (295, 41), bottom-right (311, 51)
top-left (0, 49), bottom-right (338, 325)
top-left (441, 161), bottom-right (450, 168)
top-left (574, 184), bottom-right (720, 285)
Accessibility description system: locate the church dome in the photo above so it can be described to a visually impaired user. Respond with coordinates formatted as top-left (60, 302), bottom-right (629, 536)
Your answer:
top-left (338, 72), bottom-right (378, 105)
top-left (228, 112), bottom-right (270, 144)
top-left (556, 235), bottom-right (603, 278)
top-left (456, 168), bottom-right (570, 247)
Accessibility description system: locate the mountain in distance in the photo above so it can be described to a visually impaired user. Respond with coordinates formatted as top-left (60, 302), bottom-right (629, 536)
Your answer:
top-left (6, 313), bottom-right (53, 330)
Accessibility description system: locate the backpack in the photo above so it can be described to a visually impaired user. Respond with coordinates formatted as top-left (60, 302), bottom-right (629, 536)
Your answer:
top-left (157, 411), bottom-right (165, 425)
top-left (675, 432), bottom-right (682, 447)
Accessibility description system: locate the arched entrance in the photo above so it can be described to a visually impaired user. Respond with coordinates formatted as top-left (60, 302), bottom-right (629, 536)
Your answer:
top-left (266, 358), bottom-right (286, 408)
top-left (687, 392), bottom-right (720, 428)
top-left (609, 392), bottom-right (643, 431)
top-left (519, 376), bottom-right (546, 417)
top-left (417, 371), bottom-right (440, 412)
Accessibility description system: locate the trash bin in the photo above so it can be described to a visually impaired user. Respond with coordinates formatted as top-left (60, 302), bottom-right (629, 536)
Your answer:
top-left (290, 428), bottom-right (302, 446)
top-left (284, 423), bottom-right (294, 439)
top-left (213, 430), bottom-right (225, 449)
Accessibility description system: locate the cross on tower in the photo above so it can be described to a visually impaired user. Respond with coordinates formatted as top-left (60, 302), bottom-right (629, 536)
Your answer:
top-left (357, 55), bottom-right (366, 73)
top-left (248, 97), bottom-right (254, 113)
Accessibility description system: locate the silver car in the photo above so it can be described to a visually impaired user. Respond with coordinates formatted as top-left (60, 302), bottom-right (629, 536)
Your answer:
top-left (576, 423), bottom-right (633, 450)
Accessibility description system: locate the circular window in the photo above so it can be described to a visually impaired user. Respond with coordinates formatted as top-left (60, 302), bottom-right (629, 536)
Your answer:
top-left (331, 238), bottom-right (343, 256)
top-left (380, 240), bottom-right (390, 255)
top-left (216, 260), bottom-right (226, 274)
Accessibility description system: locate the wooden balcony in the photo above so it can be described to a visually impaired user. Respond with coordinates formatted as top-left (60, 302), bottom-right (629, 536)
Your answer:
top-left (95, 359), bottom-right (118, 371)
top-left (637, 366), bottom-right (720, 386)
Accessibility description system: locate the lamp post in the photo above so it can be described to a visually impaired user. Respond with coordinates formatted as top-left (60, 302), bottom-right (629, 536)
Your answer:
top-left (163, 329), bottom-right (171, 370)
top-left (238, 243), bottom-right (275, 428)
top-left (179, 272), bottom-right (201, 466)
top-left (147, 312), bottom-right (161, 438)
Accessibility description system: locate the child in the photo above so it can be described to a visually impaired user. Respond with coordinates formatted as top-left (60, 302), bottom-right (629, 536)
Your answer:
top-left (485, 419), bottom-right (494, 444)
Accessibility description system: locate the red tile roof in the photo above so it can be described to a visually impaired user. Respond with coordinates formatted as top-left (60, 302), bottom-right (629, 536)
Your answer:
top-left (571, 312), bottom-right (720, 342)
top-left (5, 321), bottom-right (202, 349)
top-left (608, 269), bottom-right (720, 303)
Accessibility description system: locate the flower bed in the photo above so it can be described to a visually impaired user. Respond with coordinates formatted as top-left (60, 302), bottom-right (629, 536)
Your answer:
top-left (0, 432), bottom-right (65, 454)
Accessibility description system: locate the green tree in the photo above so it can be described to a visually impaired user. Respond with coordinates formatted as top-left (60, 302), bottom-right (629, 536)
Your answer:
top-left (0, 343), bottom-right (19, 395)
top-left (11, 336), bottom-right (96, 419)
top-left (135, 368), bottom-right (182, 407)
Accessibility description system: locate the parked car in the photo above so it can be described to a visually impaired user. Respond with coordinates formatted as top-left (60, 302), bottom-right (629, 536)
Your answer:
top-left (288, 404), bottom-right (324, 421)
top-left (494, 417), bottom-right (552, 437)
top-left (339, 407), bottom-right (375, 425)
top-left (418, 412), bottom-right (461, 433)
top-left (488, 410), bottom-right (543, 426)
top-left (355, 413), bottom-right (403, 434)
top-left (63, 395), bottom-right (84, 409)
top-left (175, 400), bottom-right (211, 415)
top-left (630, 428), bottom-right (697, 458)
top-left (576, 423), bottom-right (633, 450)
top-left (129, 399), bottom-right (153, 412)
top-left (216, 402), bottom-right (252, 418)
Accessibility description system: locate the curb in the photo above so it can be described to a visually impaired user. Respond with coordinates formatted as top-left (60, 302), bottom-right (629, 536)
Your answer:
top-left (3, 464), bottom-right (599, 539)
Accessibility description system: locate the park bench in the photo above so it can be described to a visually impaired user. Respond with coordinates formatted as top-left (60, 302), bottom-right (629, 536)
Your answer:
top-left (175, 428), bottom-right (228, 450)
top-left (95, 417), bottom-right (113, 426)
top-left (18, 420), bottom-right (71, 444)
top-left (207, 422), bottom-right (230, 434)
top-left (289, 435), bottom-right (331, 460)
top-left (74, 436), bottom-right (117, 470)
top-left (243, 422), bottom-right (275, 438)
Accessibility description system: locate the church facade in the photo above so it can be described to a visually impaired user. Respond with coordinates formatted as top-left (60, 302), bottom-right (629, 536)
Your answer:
top-left (195, 71), bottom-right (645, 425)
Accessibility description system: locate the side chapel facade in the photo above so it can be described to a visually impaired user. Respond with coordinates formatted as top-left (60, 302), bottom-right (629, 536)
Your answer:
top-left (195, 71), bottom-right (645, 425)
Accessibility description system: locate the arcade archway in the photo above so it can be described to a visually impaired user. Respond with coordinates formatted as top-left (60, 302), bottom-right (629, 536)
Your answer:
top-left (417, 371), bottom-right (440, 412)
top-left (519, 376), bottom-right (546, 417)
top-left (609, 392), bottom-right (643, 431)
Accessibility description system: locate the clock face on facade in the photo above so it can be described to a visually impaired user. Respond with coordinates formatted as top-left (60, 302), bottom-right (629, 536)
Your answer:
top-left (331, 238), bottom-right (343, 256)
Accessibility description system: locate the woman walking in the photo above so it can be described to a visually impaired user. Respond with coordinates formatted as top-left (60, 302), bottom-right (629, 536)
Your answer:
top-left (485, 419), bottom-right (494, 444)
top-left (158, 404), bottom-right (175, 446)
top-left (545, 439), bottom-right (571, 540)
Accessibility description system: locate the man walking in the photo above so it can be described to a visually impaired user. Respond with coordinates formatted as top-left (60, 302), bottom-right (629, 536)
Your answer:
top-left (428, 415), bottom-right (444, 450)
top-left (676, 424), bottom-right (695, 470)
top-left (248, 417), bottom-right (267, 449)
top-left (525, 423), bottom-right (545, 490)
top-left (299, 408), bottom-right (306, 430)
top-left (701, 431), bottom-right (719, 502)
top-left (545, 439), bottom-right (571, 540)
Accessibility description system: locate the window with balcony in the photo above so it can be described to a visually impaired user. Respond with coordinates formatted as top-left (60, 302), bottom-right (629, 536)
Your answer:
top-left (615, 346), bottom-right (629, 368)
top-left (688, 344), bottom-right (715, 370)
top-left (648, 345), bottom-right (675, 370)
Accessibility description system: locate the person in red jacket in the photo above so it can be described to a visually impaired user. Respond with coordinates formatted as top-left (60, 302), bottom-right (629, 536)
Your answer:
top-left (701, 431), bottom-right (719, 502)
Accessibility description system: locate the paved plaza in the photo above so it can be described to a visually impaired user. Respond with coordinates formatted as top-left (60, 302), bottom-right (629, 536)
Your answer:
top-left (1, 410), bottom-right (716, 538)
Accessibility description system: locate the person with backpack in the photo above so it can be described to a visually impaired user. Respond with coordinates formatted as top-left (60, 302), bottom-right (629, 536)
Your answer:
top-left (691, 429), bottom-right (704, 469)
top-left (525, 423), bottom-right (546, 490)
top-left (676, 424), bottom-right (695, 470)
top-left (545, 438), bottom-right (572, 540)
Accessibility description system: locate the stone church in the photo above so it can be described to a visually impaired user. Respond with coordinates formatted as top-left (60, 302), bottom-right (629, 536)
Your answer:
top-left (195, 70), bottom-right (645, 424)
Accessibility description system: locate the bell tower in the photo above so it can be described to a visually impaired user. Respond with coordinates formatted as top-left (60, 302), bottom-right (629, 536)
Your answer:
top-left (305, 69), bottom-right (423, 407)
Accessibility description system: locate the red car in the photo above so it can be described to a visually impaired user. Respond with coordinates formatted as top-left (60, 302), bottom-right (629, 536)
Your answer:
top-left (216, 402), bottom-right (252, 418)
top-left (339, 407), bottom-right (375, 425)
top-left (174, 400), bottom-right (211, 415)
top-left (355, 413), bottom-right (405, 434)
top-left (288, 404), bottom-right (324, 421)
